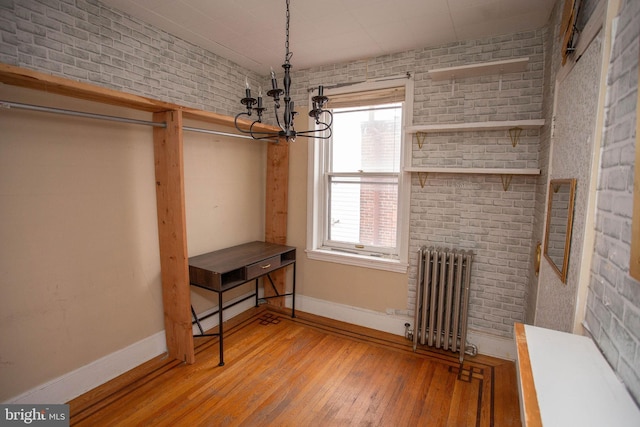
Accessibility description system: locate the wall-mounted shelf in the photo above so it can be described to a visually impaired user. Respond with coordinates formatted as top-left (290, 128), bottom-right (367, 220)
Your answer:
top-left (405, 167), bottom-right (540, 191)
top-left (407, 119), bottom-right (544, 134)
top-left (404, 167), bottom-right (540, 175)
top-left (428, 57), bottom-right (530, 81)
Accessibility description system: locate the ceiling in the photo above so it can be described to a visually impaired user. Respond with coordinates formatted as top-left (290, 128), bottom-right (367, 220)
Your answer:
top-left (99, 0), bottom-right (557, 75)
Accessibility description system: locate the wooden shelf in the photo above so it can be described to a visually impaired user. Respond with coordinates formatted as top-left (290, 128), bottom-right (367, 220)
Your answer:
top-left (405, 167), bottom-right (540, 175)
top-left (0, 63), bottom-right (278, 134)
top-left (407, 119), bottom-right (544, 134)
top-left (428, 57), bottom-right (530, 81)
top-left (406, 167), bottom-right (540, 190)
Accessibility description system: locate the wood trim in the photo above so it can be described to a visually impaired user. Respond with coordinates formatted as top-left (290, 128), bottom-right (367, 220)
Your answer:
top-left (264, 136), bottom-right (290, 305)
top-left (514, 323), bottom-right (542, 427)
top-left (153, 110), bottom-right (194, 363)
top-left (181, 106), bottom-right (277, 133)
top-left (560, 0), bottom-right (577, 65)
top-left (0, 63), bottom-right (177, 112)
top-left (631, 56), bottom-right (640, 281)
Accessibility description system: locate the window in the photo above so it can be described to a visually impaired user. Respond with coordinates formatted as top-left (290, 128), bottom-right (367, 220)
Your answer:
top-left (307, 79), bottom-right (413, 272)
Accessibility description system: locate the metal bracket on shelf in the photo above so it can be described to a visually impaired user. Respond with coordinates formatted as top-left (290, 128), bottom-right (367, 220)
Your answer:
top-left (501, 174), bottom-right (513, 191)
top-left (418, 172), bottom-right (429, 188)
top-left (415, 131), bottom-right (427, 149)
top-left (508, 126), bottom-right (523, 147)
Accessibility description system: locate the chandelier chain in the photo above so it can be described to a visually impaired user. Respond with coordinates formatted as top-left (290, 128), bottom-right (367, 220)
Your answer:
top-left (285, 0), bottom-right (291, 62)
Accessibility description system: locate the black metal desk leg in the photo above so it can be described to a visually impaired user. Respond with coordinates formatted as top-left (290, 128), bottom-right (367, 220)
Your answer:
top-left (255, 278), bottom-right (259, 307)
top-left (218, 291), bottom-right (224, 366)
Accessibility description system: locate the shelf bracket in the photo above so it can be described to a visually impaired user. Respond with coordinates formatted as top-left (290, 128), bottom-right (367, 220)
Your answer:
top-left (501, 174), bottom-right (513, 191)
top-left (508, 127), bottom-right (523, 147)
top-left (415, 131), bottom-right (427, 149)
top-left (418, 172), bottom-right (429, 188)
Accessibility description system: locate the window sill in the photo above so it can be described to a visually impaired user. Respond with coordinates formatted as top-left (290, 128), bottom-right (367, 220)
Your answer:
top-left (305, 248), bottom-right (408, 273)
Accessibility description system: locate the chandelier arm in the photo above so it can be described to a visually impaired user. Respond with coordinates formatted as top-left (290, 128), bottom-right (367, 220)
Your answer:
top-left (293, 130), bottom-right (332, 140)
top-left (234, 112), bottom-right (257, 135)
top-left (249, 120), bottom-right (280, 139)
top-left (235, 112), bottom-right (279, 139)
top-left (320, 110), bottom-right (333, 128)
top-left (273, 104), bottom-right (285, 132)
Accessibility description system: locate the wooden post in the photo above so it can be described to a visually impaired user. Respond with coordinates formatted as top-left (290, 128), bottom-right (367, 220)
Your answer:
top-left (264, 136), bottom-right (290, 306)
top-left (153, 110), bottom-right (194, 363)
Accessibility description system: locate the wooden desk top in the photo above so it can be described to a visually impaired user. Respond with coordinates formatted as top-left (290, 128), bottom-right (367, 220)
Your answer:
top-left (189, 241), bottom-right (296, 291)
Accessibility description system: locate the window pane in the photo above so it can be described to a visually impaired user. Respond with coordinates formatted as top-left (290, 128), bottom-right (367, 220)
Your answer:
top-left (331, 104), bottom-right (402, 173)
top-left (328, 176), bottom-right (398, 248)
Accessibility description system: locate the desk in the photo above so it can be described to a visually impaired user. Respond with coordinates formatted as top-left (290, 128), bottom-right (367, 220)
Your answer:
top-left (188, 241), bottom-right (296, 366)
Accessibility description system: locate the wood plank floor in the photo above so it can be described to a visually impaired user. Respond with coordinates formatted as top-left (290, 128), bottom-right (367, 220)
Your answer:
top-left (69, 306), bottom-right (521, 426)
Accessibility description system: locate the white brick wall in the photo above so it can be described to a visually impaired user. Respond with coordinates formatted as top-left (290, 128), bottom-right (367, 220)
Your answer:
top-left (1, 0), bottom-right (546, 340)
top-left (291, 31), bottom-right (544, 339)
top-left (0, 0), bottom-right (261, 116)
top-left (586, 0), bottom-right (640, 404)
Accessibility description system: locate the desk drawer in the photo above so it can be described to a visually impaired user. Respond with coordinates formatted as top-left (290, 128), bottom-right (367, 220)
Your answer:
top-left (246, 255), bottom-right (281, 279)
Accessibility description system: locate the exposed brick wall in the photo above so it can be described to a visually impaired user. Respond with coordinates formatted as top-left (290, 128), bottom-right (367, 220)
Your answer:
top-left (586, 0), bottom-right (640, 404)
top-left (360, 120), bottom-right (399, 247)
top-left (0, 0), bottom-right (261, 116)
top-left (1, 0), bottom-right (547, 341)
top-left (291, 31), bottom-right (544, 339)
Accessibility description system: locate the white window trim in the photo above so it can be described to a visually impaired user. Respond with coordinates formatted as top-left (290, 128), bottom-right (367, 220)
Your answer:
top-left (306, 77), bottom-right (414, 273)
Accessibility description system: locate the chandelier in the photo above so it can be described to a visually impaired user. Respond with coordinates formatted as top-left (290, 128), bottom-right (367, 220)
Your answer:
top-left (234, 0), bottom-right (332, 142)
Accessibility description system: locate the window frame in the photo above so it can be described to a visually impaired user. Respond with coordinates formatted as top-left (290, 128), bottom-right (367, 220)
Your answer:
top-left (306, 78), bottom-right (413, 273)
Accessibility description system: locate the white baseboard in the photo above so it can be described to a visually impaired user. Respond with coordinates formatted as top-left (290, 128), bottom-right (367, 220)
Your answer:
top-left (467, 329), bottom-right (516, 361)
top-left (5, 330), bottom-right (168, 405)
top-left (5, 292), bottom-right (258, 405)
top-left (296, 295), bottom-right (516, 360)
top-left (6, 293), bottom-right (514, 404)
top-left (296, 294), bottom-right (411, 336)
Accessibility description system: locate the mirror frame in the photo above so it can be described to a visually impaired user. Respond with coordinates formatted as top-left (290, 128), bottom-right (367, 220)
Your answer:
top-left (543, 178), bottom-right (576, 283)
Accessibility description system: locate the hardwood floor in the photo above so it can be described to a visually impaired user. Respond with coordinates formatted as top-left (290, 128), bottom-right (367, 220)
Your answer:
top-left (69, 306), bottom-right (521, 426)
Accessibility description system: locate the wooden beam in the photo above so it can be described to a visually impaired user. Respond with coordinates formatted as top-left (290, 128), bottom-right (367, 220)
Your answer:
top-left (0, 63), bottom-right (281, 134)
top-left (153, 110), bottom-right (194, 363)
top-left (0, 63), bottom-right (178, 112)
top-left (182, 107), bottom-right (278, 134)
top-left (264, 137), bottom-right (290, 306)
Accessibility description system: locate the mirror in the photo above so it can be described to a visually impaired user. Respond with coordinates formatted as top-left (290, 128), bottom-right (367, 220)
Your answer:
top-left (544, 179), bottom-right (576, 283)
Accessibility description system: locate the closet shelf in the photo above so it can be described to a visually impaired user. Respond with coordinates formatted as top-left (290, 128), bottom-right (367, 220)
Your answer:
top-left (428, 57), bottom-right (530, 81)
top-left (0, 63), bottom-right (278, 134)
top-left (406, 119), bottom-right (544, 134)
top-left (405, 167), bottom-right (541, 175)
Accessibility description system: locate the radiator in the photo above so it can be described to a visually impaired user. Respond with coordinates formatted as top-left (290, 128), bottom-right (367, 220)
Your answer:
top-left (411, 246), bottom-right (476, 363)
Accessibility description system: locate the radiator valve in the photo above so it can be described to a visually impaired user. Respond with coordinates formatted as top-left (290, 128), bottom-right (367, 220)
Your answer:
top-left (404, 322), bottom-right (413, 341)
